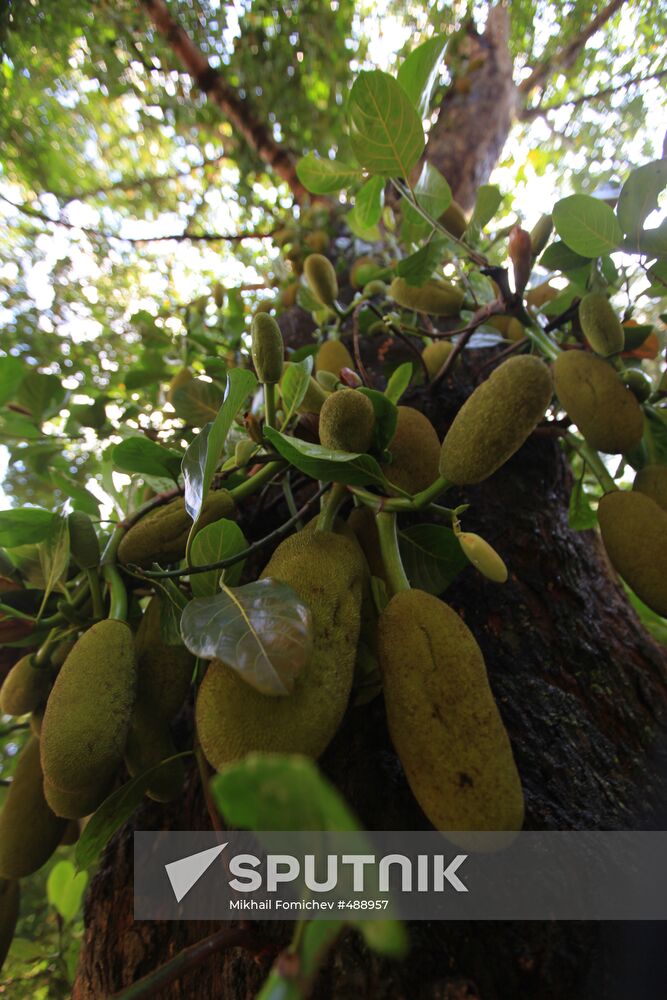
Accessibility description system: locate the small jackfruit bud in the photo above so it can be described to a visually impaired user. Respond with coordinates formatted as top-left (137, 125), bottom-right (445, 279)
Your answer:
top-left (458, 532), bottom-right (508, 583)
top-left (319, 388), bottom-right (375, 454)
top-left (67, 511), bottom-right (100, 570)
top-left (304, 254), bottom-right (338, 308)
top-left (529, 214), bottom-right (553, 257)
top-left (234, 439), bottom-right (258, 468)
top-left (422, 340), bottom-right (454, 378)
top-left (389, 277), bottom-right (464, 316)
top-left (350, 256), bottom-right (378, 290)
top-left (315, 339), bottom-right (354, 377)
top-left (579, 292), bottom-right (625, 357)
top-left (251, 312), bottom-right (284, 383)
top-left (0, 655), bottom-right (52, 716)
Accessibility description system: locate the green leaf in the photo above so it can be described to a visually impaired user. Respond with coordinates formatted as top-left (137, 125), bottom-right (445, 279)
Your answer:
top-left (296, 152), bottom-right (361, 194)
top-left (16, 372), bottom-right (66, 423)
top-left (617, 158), bottom-right (667, 244)
top-left (37, 513), bottom-right (70, 612)
top-left (553, 194), bottom-right (622, 257)
top-left (354, 176), bottom-right (385, 230)
top-left (629, 218), bottom-right (667, 257)
top-left (0, 356), bottom-right (25, 406)
top-left (256, 921), bottom-right (344, 1000)
top-left (171, 378), bottom-right (225, 424)
top-left (190, 518), bottom-right (247, 596)
top-left (264, 427), bottom-right (387, 488)
top-left (281, 356), bottom-right (314, 425)
top-left (358, 388), bottom-right (398, 453)
top-left (396, 236), bottom-right (449, 285)
top-left (540, 240), bottom-right (592, 270)
top-left (469, 184), bottom-right (502, 231)
top-left (112, 437), bottom-right (182, 483)
top-left (568, 478), bottom-right (598, 531)
top-left (47, 860), bottom-right (88, 923)
top-left (0, 507), bottom-right (55, 547)
top-left (345, 204), bottom-right (381, 242)
top-left (384, 362), bottom-right (413, 405)
top-left (50, 473), bottom-right (100, 517)
top-left (397, 34), bottom-right (447, 116)
top-left (399, 524), bottom-right (468, 594)
top-left (182, 368), bottom-right (257, 524)
top-left (348, 70), bottom-right (425, 177)
top-left (180, 581), bottom-right (312, 696)
top-left (402, 163), bottom-right (452, 242)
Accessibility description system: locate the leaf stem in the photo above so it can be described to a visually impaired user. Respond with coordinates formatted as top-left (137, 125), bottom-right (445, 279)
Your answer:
top-left (317, 482), bottom-right (347, 531)
top-left (103, 564), bottom-right (128, 621)
top-left (565, 432), bottom-right (616, 492)
top-left (86, 568), bottom-right (105, 619)
top-left (376, 512), bottom-right (411, 596)
top-left (229, 460), bottom-right (285, 504)
top-left (263, 381), bottom-right (277, 429)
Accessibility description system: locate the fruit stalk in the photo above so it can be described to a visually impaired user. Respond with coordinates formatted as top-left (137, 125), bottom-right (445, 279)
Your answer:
top-left (376, 512), bottom-right (410, 596)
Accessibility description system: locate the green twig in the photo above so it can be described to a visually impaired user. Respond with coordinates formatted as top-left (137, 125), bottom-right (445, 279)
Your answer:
top-left (376, 512), bottom-right (411, 596)
top-left (565, 432), bottom-right (616, 492)
top-left (86, 568), bottom-right (105, 619)
top-left (317, 482), bottom-right (347, 531)
top-left (103, 564), bottom-right (128, 621)
top-left (264, 381), bottom-right (277, 429)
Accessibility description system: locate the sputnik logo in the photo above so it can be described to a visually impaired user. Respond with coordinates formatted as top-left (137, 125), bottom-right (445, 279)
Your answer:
top-left (165, 843), bottom-right (228, 902)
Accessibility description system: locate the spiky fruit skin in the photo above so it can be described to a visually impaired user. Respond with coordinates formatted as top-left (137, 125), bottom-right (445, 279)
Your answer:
top-left (304, 253), bottom-right (338, 308)
top-left (0, 655), bottom-right (52, 716)
top-left (135, 598), bottom-right (194, 722)
top-left (633, 465), bottom-right (667, 511)
top-left (41, 620), bottom-right (136, 818)
top-left (118, 491), bottom-right (235, 567)
top-left (0, 879), bottom-right (19, 973)
top-left (124, 705), bottom-right (184, 803)
top-left (553, 351), bottom-right (643, 454)
top-left (458, 532), bottom-right (508, 583)
top-left (579, 292), bottom-right (625, 357)
top-left (319, 388), bottom-right (375, 454)
top-left (251, 312), bottom-right (284, 383)
top-left (422, 341), bottom-right (453, 378)
top-left (382, 407), bottom-right (440, 494)
top-left (389, 277), bottom-right (464, 316)
top-left (315, 340), bottom-right (354, 377)
top-left (195, 531), bottom-right (366, 769)
top-left (0, 738), bottom-right (66, 878)
top-left (378, 590), bottom-right (524, 846)
top-left (439, 355), bottom-right (553, 485)
top-left (598, 491), bottom-right (667, 617)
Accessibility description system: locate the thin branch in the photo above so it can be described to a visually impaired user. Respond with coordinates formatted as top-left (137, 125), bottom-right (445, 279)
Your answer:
top-left (520, 67), bottom-right (667, 121)
top-left (59, 153), bottom-right (228, 201)
top-left (518, 0), bottom-right (626, 96)
top-left (431, 300), bottom-right (507, 386)
top-left (138, 0), bottom-right (308, 202)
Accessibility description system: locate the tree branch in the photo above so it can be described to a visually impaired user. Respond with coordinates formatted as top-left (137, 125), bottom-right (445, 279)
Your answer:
top-left (138, 0), bottom-right (308, 202)
top-left (57, 153), bottom-right (228, 202)
top-left (518, 0), bottom-right (627, 96)
top-left (520, 67), bottom-right (667, 121)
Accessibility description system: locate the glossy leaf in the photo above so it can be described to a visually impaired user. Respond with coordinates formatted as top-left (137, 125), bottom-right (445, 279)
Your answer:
top-left (190, 518), bottom-right (247, 596)
top-left (37, 512), bottom-right (70, 611)
top-left (112, 436), bottom-right (182, 483)
top-left (296, 152), bottom-right (360, 194)
top-left (397, 237), bottom-right (449, 285)
top-left (0, 507), bottom-right (55, 547)
top-left (469, 184), bottom-right (502, 231)
top-left (264, 427), bottom-right (387, 487)
top-left (399, 524), bottom-right (468, 594)
top-left (354, 176), bottom-right (385, 229)
top-left (553, 194), bottom-right (622, 257)
top-left (348, 70), bottom-right (425, 177)
top-left (281, 356), bottom-right (313, 425)
top-left (171, 378), bottom-right (225, 424)
top-left (397, 34), bottom-right (448, 116)
top-left (540, 240), bottom-right (592, 270)
top-left (384, 362), bottom-right (413, 405)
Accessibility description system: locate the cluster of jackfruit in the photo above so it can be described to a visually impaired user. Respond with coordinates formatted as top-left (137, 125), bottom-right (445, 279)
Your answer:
top-left (118, 490), bottom-right (235, 567)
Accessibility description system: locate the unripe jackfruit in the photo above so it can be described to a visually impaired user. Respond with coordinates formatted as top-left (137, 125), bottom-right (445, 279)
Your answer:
top-left (319, 388), bottom-right (375, 454)
top-left (598, 491), bottom-right (667, 617)
top-left (0, 655), bottom-right (52, 716)
top-left (41, 619), bottom-right (136, 818)
top-left (196, 530), bottom-right (366, 769)
top-left (553, 351), bottom-right (643, 454)
top-left (118, 491), bottom-right (235, 567)
top-left (382, 407), bottom-right (440, 494)
top-left (422, 341), bottom-right (453, 378)
top-left (315, 340), bottom-right (354, 377)
top-left (579, 292), bottom-right (625, 357)
top-left (378, 590), bottom-right (524, 844)
top-left (251, 313), bottom-right (284, 383)
top-left (0, 879), bottom-right (19, 973)
top-left (389, 277), bottom-right (464, 317)
top-left (633, 465), bottom-right (667, 511)
top-left (304, 254), bottom-right (338, 308)
top-left (135, 597), bottom-right (194, 722)
top-left (439, 355), bottom-right (553, 485)
top-left (0, 738), bottom-right (66, 878)
top-left (124, 705), bottom-right (184, 803)
top-left (458, 532), bottom-right (508, 583)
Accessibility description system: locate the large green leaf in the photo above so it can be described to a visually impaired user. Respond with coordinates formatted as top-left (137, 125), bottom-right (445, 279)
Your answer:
top-left (16, 372), bottom-right (66, 423)
top-left (0, 356), bottom-right (25, 406)
top-left (264, 427), bottom-right (387, 487)
top-left (190, 518), bottom-right (247, 596)
top-left (112, 436), bottom-right (182, 483)
top-left (469, 184), bottom-right (502, 231)
top-left (396, 236), bottom-right (449, 285)
top-left (399, 524), bottom-right (468, 594)
top-left (348, 70), bottom-right (425, 177)
top-left (281, 357), bottom-right (313, 425)
top-left (540, 240), bottom-right (592, 270)
top-left (0, 507), bottom-right (55, 547)
top-left (402, 163), bottom-right (452, 242)
top-left (171, 378), bottom-right (225, 424)
top-left (553, 194), bottom-right (622, 257)
top-left (616, 158), bottom-right (667, 244)
top-left (47, 861), bottom-right (88, 923)
top-left (353, 176), bottom-right (385, 229)
top-left (397, 35), bottom-right (448, 116)
top-left (296, 152), bottom-right (361, 194)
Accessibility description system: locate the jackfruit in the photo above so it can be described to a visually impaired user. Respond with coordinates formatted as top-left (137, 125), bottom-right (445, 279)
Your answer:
top-left (598, 491), bottom-right (667, 617)
top-left (319, 388), bottom-right (375, 454)
top-left (458, 532), bottom-right (508, 583)
top-left (0, 655), bottom-right (52, 717)
top-left (378, 589), bottom-right (524, 844)
top-left (553, 351), bottom-right (643, 454)
top-left (422, 341), bottom-right (453, 378)
top-left (135, 597), bottom-right (194, 722)
top-left (304, 254), bottom-right (338, 308)
top-left (118, 490), bottom-right (235, 567)
top-left (579, 292), bottom-right (625, 357)
top-left (67, 511), bottom-right (100, 570)
top-left (195, 530), bottom-right (366, 769)
top-left (488, 316), bottom-right (525, 342)
top-left (41, 619), bottom-right (136, 818)
top-left (633, 465), bottom-right (667, 511)
top-left (0, 879), bottom-right (19, 973)
top-left (0, 738), bottom-right (67, 878)
top-left (439, 355), bottom-right (553, 484)
top-left (251, 313), bottom-right (284, 384)
top-left (43, 779), bottom-right (109, 820)
top-left (382, 407), bottom-right (440, 494)
top-left (124, 705), bottom-right (184, 802)
top-left (623, 368), bottom-right (652, 402)
top-left (389, 277), bottom-right (464, 317)
top-left (315, 340), bottom-right (354, 377)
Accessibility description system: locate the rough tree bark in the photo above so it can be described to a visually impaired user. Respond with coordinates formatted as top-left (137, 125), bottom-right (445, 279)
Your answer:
top-left (73, 4), bottom-right (667, 998)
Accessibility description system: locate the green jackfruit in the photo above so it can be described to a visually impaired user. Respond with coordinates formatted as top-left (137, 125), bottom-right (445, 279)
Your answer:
top-left (553, 351), bottom-right (643, 454)
top-left (389, 277), bottom-right (464, 317)
top-left (422, 341), bottom-right (453, 378)
top-left (0, 879), bottom-right (19, 973)
top-left (598, 491), bottom-right (667, 617)
top-left (43, 779), bottom-right (109, 820)
top-left (319, 388), bottom-right (375, 454)
top-left (124, 705), bottom-right (184, 803)
top-left (68, 511), bottom-right (100, 570)
top-left (0, 655), bottom-right (52, 716)
top-left (118, 490), bottom-right (235, 567)
top-left (382, 407), bottom-right (440, 494)
top-left (135, 598), bottom-right (194, 722)
top-left (378, 590), bottom-right (524, 845)
top-left (251, 312), bottom-right (284, 383)
top-left (315, 340), bottom-right (354, 377)
top-left (579, 292), bottom-right (625, 357)
top-left (458, 532), bottom-right (508, 583)
top-left (304, 253), bottom-right (338, 308)
top-left (41, 619), bottom-right (136, 818)
top-left (0, 738), bottom-right (67, 878)
top-left (196, 530), bottom-right (366, 769)
top-left (439, 355), bottom-right (553, 484)
top-left (634, 465), bottom-right (667, 511)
